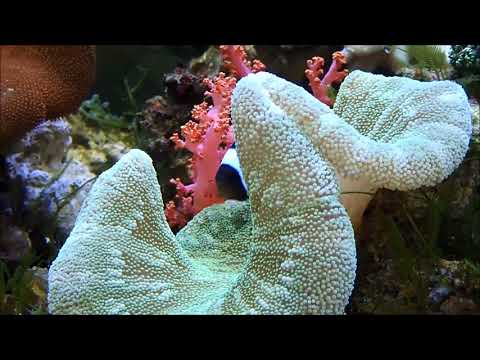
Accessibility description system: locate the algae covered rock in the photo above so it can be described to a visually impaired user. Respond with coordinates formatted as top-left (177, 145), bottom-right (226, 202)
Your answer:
top-left (0, 222), bottom-right (30, 262)
top-left (136, 94), bottom-right (193, 199)
top-left (5, 119), bottom-right (95, 243)
top-left (471, 98), bottom-right (480, 136)
top-left (135, 67), bottom-right (206, 203)
top-left (450, 45), bottom-right (480, 77)
top-left (449, 45), bottom-right (480, 100)
top-left (67, 111), bottom-right (134, 175)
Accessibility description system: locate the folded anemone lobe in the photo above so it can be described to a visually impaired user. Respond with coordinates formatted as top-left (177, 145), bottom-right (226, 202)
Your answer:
top-left (47, 71), bottom-right (358, 314)
top-left (0, 46), bottom-right (96, 146)
top-left (246, 71), bottom-right (472, 231)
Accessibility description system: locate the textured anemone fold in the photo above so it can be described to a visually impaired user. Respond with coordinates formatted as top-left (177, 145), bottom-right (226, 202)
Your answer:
top-left (48, 74), bottom-right (358, 314)
top-left (246, 71), bottom-right (472, 229)
top-left (47, 149), bottom-right (195, 314)
top-left (227, 74), bottom-right (357, 314)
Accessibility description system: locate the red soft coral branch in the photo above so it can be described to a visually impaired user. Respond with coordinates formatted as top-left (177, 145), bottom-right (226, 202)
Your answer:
top-left (165, 198), bottom-right (191, 229)
top-left (167, 73), bottom-right (236, 229)
top-left (219, 45), bottom-right (266, 78)
top-left (166, 45), bottom-right (266, 230)
top-left (305, 51), bottom-right (348, 107)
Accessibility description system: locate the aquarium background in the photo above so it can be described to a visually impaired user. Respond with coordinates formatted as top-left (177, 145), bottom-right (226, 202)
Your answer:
top-left (93, 46), bottom-right (209, 114)
top-left (1, 45), bottom-right (479, 315)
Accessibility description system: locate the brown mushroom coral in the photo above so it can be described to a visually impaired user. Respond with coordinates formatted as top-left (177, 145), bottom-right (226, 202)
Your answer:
top-left (0, 46), bottom-right (96, 148)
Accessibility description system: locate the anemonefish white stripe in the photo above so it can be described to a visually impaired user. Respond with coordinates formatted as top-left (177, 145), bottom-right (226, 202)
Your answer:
top-left (221, 147), bottom-right (248, 192)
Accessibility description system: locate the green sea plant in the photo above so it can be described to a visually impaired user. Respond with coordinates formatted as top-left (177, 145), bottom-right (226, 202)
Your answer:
top-left (376, 196), bottom-right (445, 312)
top-left (0, 253), bottom-right (47, 315)
top-left (394, 45), bottom-right (451, 80)
top-left (463, 260), bottom-right (480, 303)
top-left (122, 66), bottom-right (149, 119)
top-left (79, 94), bottom-right (131, 130)
top-left (449, 45), bottom-right (480, 100)
top-left (78, 67), bottom-right (149, 132)
top-left (450, 45), bottom-right (480, 76)
top-left (438, 188), bottom-right (480, 261)
top-left (361, 151), bottom-right (480, 314)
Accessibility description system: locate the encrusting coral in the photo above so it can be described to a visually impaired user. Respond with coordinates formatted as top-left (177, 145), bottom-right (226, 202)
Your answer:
top-left (0, 46), bottom-right (96, 148)
top-left (246, 70), bottom-right (472, 231)
top-left (47, 69), bottom-right (358, 314)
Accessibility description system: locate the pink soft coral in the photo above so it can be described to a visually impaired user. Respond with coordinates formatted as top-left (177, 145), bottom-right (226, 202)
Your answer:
top-left (219, 45), bottom-right (266, 78)
top-left (166, 73), bottom-right (236, 229)
top-left (165, 45), bottom-right (266, 230)
top-left (305, 51), bottom-right (348, 106)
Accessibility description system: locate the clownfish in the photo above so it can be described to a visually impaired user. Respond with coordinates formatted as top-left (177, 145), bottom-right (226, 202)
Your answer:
top-left (215, 143), bottom-right (248, 201)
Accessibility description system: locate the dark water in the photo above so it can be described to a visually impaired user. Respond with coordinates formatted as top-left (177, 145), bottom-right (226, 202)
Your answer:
top-left (93, 45), bottom-right (208, 113)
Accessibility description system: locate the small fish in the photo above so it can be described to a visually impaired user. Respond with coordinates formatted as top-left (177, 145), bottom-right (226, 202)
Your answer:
top-left (216, 143), bottom-right (248, 201)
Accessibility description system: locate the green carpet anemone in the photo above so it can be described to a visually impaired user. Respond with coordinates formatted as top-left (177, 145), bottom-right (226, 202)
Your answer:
top-left (49, 69), bottom-right (471, 314)
top-left (48, 72), bottom-right (358, 314)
